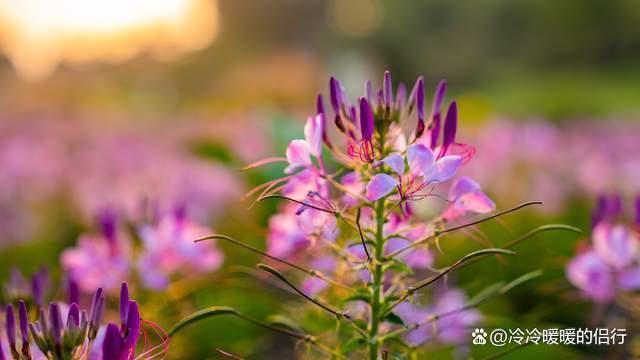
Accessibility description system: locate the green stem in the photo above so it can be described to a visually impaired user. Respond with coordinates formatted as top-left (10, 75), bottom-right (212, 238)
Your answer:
top-left (369, 199), bottom-right (385, 360)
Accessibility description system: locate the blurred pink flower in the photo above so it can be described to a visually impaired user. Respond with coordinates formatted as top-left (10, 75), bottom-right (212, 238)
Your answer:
top-left (137, 211), bottom-right (223, 290)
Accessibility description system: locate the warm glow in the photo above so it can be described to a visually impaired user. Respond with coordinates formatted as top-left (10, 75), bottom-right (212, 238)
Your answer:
top-left (0, 0), bottom-right (219, 80)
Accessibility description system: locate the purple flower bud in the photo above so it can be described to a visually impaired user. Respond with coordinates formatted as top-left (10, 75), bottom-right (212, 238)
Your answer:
top-left (67, 303), bottom-right (80, 328)
top-left (430, 114), bottom-right (441, 150)
top-left (18, 301), bottom-right (28, 345)
top-left (396, 82), bottom-right (406, 111)
top-left (635, 196), bottom-right (640, 226)
top-left (431, 80), bottom-right (447, 117)
top-left (98, 208), bottom-right (117, 243)
top-left (89, 288), bottom-right (104, 339)
top-left (6, 304), bottom-right (16, 347)
top-left (49, 303), bottom-right (62, 344)
top-left (329, 76), bottom-right (341, 115)
top-left (316, 94), bottom-right (332, 148)
top-left (365, 80), bottom-right (373, 104)
top-left (102, 323), bottom-right (123, 360)
top-left (123, 301), bottom-right (141, 352)
top-left (415, 78), bottom-right (425, 138)
top-left (68, 278), bottom-right (79, 306)
top-left (359, 98), bottom-right (375, 141)
top-left (120, 282), bottom-right (130, 325)
top-left (592, 194), bottom-right (623, 227)
top-left (442, 101), bottom-right (458, 151)
top-left (31, 267), bottom-right (49, 307)
top-left (316, 93), bottom-right (324, 116)
top-left (383, 71), bottom-right (393, 108)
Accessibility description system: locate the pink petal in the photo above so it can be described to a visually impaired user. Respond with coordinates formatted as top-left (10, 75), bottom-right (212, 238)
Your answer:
top-left (448, 176), bottom-right (481, 200)
top-left (383, 153), bottom-right (405, 175)
top-left (593, 224), bottom-right (638, 270)
top-left (424, 155), bottom-right (462, 183)
top-left (285, 139), bottom-right (311, 173)
top-left (455, 191), bottom-right (495, 214)
top-left (304, 115), bottom-right (323, 157)
top-left (407, 144), bottom-right (434, 176)
top-left (618, 267), bottom-right (640, 290)
top-left (366, 174), bottom-right (398, 201)
top-left (566, 250), bottom-right (615, 302)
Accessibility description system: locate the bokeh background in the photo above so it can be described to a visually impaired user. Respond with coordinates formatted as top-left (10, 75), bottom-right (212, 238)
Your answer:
top-left (1, 1), bottom-right (639, 359)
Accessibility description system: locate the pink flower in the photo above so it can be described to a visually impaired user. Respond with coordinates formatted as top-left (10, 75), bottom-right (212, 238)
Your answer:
top-left (566, 250), bottom-right (615, 302)
top-left (285, 115), bottom-right (324, 174)
top-left (137, 212), bottom-right (223, 290)
top-left (61, 233), bottom-right (130, 294)
top-left (593, 224), bottom-right (638, 270)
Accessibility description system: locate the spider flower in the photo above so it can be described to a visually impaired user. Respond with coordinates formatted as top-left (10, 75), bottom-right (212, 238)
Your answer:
top-left (567, 195), bottom-right (640, 302)
top-left (137, 209), bottom-right (223, 290)
top-left (61, 211), bottom-right (130, 293)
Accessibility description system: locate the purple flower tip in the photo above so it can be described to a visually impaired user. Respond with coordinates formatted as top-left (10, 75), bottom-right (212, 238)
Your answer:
top-left (120, 282), bottom-right (130, 325)
top-left (102, 323), bottom-right (123, 360)
top-left (635, 196), bottom-right (640, 226)
top-left (329, 76), bottom-right (341, 114)
top-left (6, 304), bottom-right (16, 346)
top-left (67, 303), bottom-right (80, 328)
top-left (123, 301), bottom-right (141, 351)
top-left (442, 101), bottom-right (458, 149)
top-left (316, 94), bottom-right (325, 116)
top-left (359, 98), bottom-right (375, 141)
top-left (18, 301), bottom-right (29, 343)
top-left (365, 80), bottom-right (373, 103)
top-left (383, 71), bottom-right (393, 108)
top-left (432, 80), bottom-right (447, 116)
top-left (415, 77), bottom-right (425, 137)
top-left (49, 303), bottom-right (62, 344)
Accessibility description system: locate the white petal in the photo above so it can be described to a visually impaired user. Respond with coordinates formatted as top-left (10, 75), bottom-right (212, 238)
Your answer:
top-left (366, 174), bottom-right (398, 201)
top-left (407, 144), bottom-right (435, 176)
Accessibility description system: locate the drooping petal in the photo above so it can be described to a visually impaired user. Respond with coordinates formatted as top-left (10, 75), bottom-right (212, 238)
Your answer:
top-left (366, 174), bottom-right (398, 201)
top-left (359, 98), bottom-right (375, 141)
top-left (448, 176), bottom-right (481, 200)
top-left (593, 224), bottom-right (639, 270)
top-left (285, 139), bottom-right (311, 173)
top-left (383, 154), bottom-right (405, 175)
top-left (304, 115), bottom-right (323, 157)
top-left (424, 155), bottom-right (462, 183)
top-left (566, 250), bottom-right (614, 302)
top-left (455, 191), bottom-right (495, 214)
top-left (618, 267), bottom-right (640, 290)
top-left (407, 144), bottom-right (435, 176)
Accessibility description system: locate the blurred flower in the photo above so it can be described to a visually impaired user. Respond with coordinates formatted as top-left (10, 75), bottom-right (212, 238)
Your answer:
top-left (137, 209), bottom-right (223, 290)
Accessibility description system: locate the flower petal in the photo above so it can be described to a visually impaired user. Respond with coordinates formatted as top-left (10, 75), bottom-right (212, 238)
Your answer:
top-left (407, 144), bottom-right (435, 176)
top-left (455, 191), bottom-right (495, 214)
top-left (448, 176), bottom-right (481, 200)
top-left (424, 155), bottom-right (462, 183)
top-left (383, 154), bottom-right (405, 175)
top-left (366, 174), bottom-right (398, 201)
top-left (304, 115), bottom-right (323, 157)
top-left (618, 266), bottom-right (640, 290)
top-left (593, 224), bottom-right (639, 270)
top-left (566, 250), bottom-right (614, 302)
top-left (285, 139), bottom-right (311, 173)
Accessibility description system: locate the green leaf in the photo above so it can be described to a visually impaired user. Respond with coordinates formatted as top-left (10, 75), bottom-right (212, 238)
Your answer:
top-left (383, 312), bottom-right (405, 326)
top-left (341, 289), bottom-right (371, 304)
top-left (169, 306), bottom-right (238, 337)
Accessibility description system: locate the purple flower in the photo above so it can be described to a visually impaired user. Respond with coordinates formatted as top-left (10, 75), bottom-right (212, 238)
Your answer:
top-left (567, 250), bottom-right (615, 302)
top-left (383, 71), bottom-right (393, 109)
top-left (137, 211), bottom-right (223, 290)
top-left (593, 224), bottom-right (638, 270)
top-left (285, 115), bottom-right (324, 174)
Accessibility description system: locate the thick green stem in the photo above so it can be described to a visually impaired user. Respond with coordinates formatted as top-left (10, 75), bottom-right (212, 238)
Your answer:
top-left (369, 199), bottom-right (385, 360)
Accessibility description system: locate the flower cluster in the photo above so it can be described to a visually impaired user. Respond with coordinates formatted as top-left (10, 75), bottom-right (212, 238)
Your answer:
top-left (62, 207), bottom-right (223, 293)
top-left (566, 195), bottom-right (640, 302)
top-left (179, 71), bottom-right (538, 359)
top-left (463, 120), bottom-right (640, 214)
top-left (1, 281), bottom-right (168, 360)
